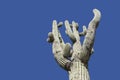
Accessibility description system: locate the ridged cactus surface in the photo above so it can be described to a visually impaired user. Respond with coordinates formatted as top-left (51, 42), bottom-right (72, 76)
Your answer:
top-left (47, 9), bottom-right (101, 80)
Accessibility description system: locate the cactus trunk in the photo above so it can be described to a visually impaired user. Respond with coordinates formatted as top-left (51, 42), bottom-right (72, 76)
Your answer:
top-left (68, 59), bottom-right (90, 80)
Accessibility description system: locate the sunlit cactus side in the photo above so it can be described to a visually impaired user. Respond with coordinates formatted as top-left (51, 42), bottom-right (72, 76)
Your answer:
top-left (47, 9), bottom-right (101, 80)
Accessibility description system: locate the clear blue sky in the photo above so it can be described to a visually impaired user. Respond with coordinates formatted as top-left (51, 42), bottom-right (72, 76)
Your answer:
top-left (0, 0), bottom-right (120, 80)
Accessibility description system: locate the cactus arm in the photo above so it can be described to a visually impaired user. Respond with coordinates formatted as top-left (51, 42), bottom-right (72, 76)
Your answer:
top-left (71, 21), bottom-right (83, 60)
top-left (82, 9), bottom-right (101, 57)
top-left (79, 25), bottom-right (87, 36)
top-left (65, 20), bottom-right (76, 43)
top-left (63, 43), bottom-right (71, 58)
top-left (57, 22), bottom-right (72, 58)
top-left (72, 21), bottom-right (80, 41)
top-left (47, 32), bottom-right (54, 43)
top-left (58, 22), bottom-right (63, 28)
top-left (52, 20), bottom-right (71, 70)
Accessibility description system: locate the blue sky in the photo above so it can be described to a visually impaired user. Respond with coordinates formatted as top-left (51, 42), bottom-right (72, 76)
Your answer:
top-left (0, 0), bottom-right (120, 80)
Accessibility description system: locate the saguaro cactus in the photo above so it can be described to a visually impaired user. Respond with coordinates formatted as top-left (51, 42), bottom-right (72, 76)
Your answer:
top-left (47, 9), bottom-right (101, 80)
